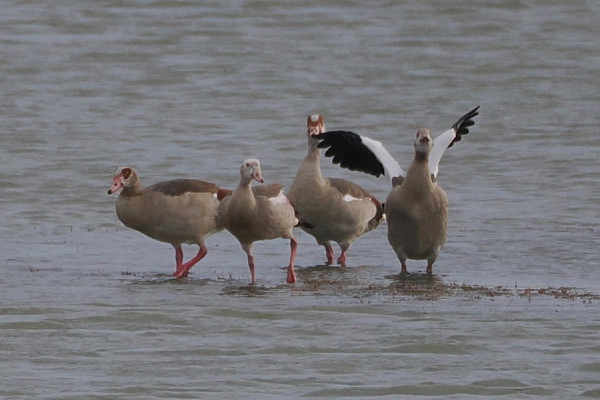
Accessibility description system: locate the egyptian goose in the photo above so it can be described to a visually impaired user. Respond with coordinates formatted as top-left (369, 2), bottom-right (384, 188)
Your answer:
top-left (315, 106), bottom-right (479, 274)
top-left (108, 166), bottom-right (230, 278)
top-left (218, 159), bottom-right (298, 284)
top-left (287, 115), bottom-right (384, 266)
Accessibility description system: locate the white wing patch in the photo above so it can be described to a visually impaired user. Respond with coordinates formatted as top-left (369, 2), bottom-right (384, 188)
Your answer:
top-left (361, 136), bottom-right (405, 182)
top-left (430, 128), bottom-right (456, 178)
top-left (342, 194), bottom-right (361, 203)
top-left (269, 191), bottom-right (290, 205)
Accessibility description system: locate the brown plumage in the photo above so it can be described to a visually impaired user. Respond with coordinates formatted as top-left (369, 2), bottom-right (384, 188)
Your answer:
top-left (218, 159), bottom-right (298, 284)
top-left (287, 115), bottom-right (384, 266)
top-left (108, 166), bottom-right (225, 278)
top-left (385, 129), bottom-right (449, 274)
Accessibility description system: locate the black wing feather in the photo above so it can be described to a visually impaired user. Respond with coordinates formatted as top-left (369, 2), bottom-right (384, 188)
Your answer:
top-left (448, 105), bottom-right (480, 148)
top-left (315, 130), bottom-right (385, 177)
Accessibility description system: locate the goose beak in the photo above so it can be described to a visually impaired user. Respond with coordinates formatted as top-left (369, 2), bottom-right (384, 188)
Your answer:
top-left (253, 169), bottom-right (264, 183)
top-left (108, 175), bottom-right (123, 194)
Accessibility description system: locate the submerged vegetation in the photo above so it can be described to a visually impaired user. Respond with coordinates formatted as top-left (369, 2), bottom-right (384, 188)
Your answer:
top-left (120, 267), bottom-right (600, 304)
top-left (286, 270), bottom-right (600, 303)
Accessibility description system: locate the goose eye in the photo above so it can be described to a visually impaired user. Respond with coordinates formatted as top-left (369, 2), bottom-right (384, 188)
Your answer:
top-left (122, 168), bottom-right (131, 179)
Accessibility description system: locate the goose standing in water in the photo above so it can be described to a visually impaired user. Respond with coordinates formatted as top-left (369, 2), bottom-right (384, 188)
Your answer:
top-left (108, 166), bottom-right (229, 278)
top-left (287, 115), bottom-right (384, 266)
top-left (218, 159), bottom-right (298, 284)
top-left (315, 106), bottom-right (479, 274)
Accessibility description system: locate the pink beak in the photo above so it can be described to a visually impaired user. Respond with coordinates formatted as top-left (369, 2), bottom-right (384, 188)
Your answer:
top-left (418, 136), bottom-right (431, 145)
top-left (108, 175), bottom-right (123, 194)
top-left (308, 126), bottom-right (321, 136)
top-left (253, 171), bottom-right (264, 184)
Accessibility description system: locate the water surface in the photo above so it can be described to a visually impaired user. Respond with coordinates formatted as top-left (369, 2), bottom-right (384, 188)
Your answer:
top-left (1, 1), bottom-right (599, 398)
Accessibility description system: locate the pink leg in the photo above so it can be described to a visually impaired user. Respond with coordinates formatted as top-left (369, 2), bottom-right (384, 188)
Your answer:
top-left (173, 246), bottom-right (184, 276)
top-left (324, 243), bottom-right (334, 265)
top-left (247, 253), bottom-right (256, 284)
top-left (401, 260), bottom-right (408, 274)
top-left (426, 262), bottom-right (433, 275)
top-left (243, 244), bottom-right (256, 284)
top-left (173, 245), bottom-right (208, 279)
top-left (286, 238), bottom-right (298, 284)
top-left (337, 249), bottom-right (347, 267)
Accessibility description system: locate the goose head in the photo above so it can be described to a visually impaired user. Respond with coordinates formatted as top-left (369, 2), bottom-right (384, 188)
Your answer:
top-left (414, 128), bottom-right (433, 157)
top-left (240, 159), bottom-right (264, 184)
top-left (306, 114), bottom-right (325, 146)
top-left (108, 166), bottom-right (138, 194)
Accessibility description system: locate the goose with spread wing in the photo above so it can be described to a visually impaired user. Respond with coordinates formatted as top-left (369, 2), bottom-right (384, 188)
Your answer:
top-left (315, 106), bottom-right (479, 274)
top-left (287, 115), bottom-right (384, 267)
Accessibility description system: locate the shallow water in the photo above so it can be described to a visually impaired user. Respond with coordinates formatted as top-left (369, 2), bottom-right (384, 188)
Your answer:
top-left (1, 1), bottom-right (600, 399)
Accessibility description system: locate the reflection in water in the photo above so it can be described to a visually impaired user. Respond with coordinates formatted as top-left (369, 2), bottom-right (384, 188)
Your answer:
top-left (296, 263), bottom-right (363, 282)
top-left (221, 283), bottom-right (273, 297)
top-left (387, 272), bottom-right (448, 299)
top-left (291, 264), bottom-right (452, 300)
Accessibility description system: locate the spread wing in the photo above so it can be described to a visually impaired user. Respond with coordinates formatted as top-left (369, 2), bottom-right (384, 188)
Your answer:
top-left (429, 105), bottom-right (480, 177)
top-left (316, 130), bottom-right (404, 182)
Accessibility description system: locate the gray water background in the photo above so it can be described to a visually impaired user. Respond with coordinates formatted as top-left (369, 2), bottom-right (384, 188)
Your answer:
top-left (1, 1), bottom-right (599, 398)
